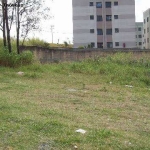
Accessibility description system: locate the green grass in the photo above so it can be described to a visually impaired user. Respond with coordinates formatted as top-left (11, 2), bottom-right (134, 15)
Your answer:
top-left (0, 53), bottom-right (150, 150)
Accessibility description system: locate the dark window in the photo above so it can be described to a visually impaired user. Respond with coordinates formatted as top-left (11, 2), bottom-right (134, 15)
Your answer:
top-left (89, 2), bottom-right (94, 6)
top-left (115, 42), bottom-right (119, 46)
top-left (144, 19), bottom-right (145, 24)
top-left (107, 42), bottom-right (113, 48)
top-left (97, 15), bottom-right (103, 21)
top-left (138, 35), bottom-right (142, 38)
top-left (97, 29), bottom-right (103, 35)
top-left (106, 29), bottom-right (112, 35)
top-left (105, 2), bottom-right (111, 8)
top-left (136, 35), bottom-right (137, 38)
top-left (147, 38), bottom-right (149, 43)
top-left (115, 28), bottom-right (119, 33)
top-left (139, 42), bottom-right (142, 45)
top-left (96, 2), bottom-right (102, 8)
top-left (90, 15), bottom-right (94, 20)
top-left (147, 27), bottom-right (149, 32)
top-left (91, 42), bottom-right (95, 48)
top-left (114, 2), bottom-right (118, 6)
top-left (114, 15), bottom-right (118, 19)
top-left (97, 43), bottom-right (103, 48)
top-left (144, 29), bottom-right (146, 33)
top-left (90, 29), bottom-right (94, 33)
top-left (138, 27), bottom-right (141, 31)
top-left (106, 15), bottom-right (112, 21)
top-left (147, 17), bottom-right (149, 22)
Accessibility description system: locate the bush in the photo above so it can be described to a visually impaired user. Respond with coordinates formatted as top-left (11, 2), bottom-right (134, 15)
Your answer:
top-left (0, 49), bottom-right (33, 67)
top-left (23, 38), bottom-right (50, 48)
top-left (78, 46), bottom-right (84, 49)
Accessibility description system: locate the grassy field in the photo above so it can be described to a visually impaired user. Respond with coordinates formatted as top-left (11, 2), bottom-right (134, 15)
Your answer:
top-left (0, 53), bottom-right (150, 150)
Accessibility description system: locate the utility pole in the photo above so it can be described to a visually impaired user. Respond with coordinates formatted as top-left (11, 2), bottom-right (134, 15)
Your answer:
top-left (50, 25), bottom-right (54, 43)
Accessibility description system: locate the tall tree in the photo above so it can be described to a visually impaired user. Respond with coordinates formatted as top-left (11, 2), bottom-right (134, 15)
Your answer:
top-left (0, 0), bottom-right (50, 53)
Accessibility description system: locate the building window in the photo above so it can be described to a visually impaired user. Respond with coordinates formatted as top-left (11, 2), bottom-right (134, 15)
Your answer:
top-left (115, 42), bottom-right (119, 46)
top-left (147, 38), bottom-right (149, 43)
top-left (136, 35), bottom-right (137, 38)
top-left (147, 17), bottom-right (149, 22)
top-left (90, 15), bottom-right (94, 20)
top-left (138, 27), bottom-right (141, 31)
top-left (97, 43), bottom-right (103, 48)
top-left (105, 2), bottom-right (111, 8)
top-left (114, 15), bottom-right (118, 19)
top-left (106, 15), bottom-right (112, 21)
top-left (91, 42), bottom-right (95, 48)
top-left (144, 19), bottom-right (145, 24)
top-left (89, 2), bottom-right (94, 6)
top-left (144, 39), bottom-right (146, 43)
top-left (147, 27), bottom-right (149, 32)
top-left (114, 2), bottom-right (118, 6)
top-left (107, 42), bottom-right (113, 48)
top-left (138, 35), bottom-right (142, 38)
top-left (139, 42), bottom-right (142, 45)
top-left (97, 15), bottom-right (102, 21)
top-left (144, 29), bottom-right (146, 33)
top-left (97, 29), bottom-right (103, 35)
top-left (96, 2), bottom-right (102, 8)
top-left (115, 28), bottom-right (119, 33)
top-left (106, 29), bottom-right (112, 35)
top-left (90, 29), bottom-right (94, 33)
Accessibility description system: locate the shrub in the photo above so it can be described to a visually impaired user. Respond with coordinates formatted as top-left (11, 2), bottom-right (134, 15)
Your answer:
top-left (0, 49), bottom-right (33, 67)
top-left (23, 38), bottom-right (50, 48)
top-left (78, 46), bottom-right (84, 49)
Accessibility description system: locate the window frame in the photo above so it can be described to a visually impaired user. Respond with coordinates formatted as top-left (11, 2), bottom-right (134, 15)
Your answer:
top-left (105, 2), bottom-right (111, 8)
top-left (96, 2), bottom-right (102, 8)
top-left (90, 29), bottom-right (94, 33)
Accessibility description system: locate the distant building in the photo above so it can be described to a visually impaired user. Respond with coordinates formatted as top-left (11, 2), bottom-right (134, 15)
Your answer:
top-left (143, 8), bottom-right (150, 49)
top-left (72, 0), bottom-right (136, 48)
top-left (135, 22), bottom-right (143, 49)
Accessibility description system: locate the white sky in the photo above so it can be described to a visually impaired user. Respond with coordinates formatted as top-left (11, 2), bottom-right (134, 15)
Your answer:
top-left (1, 0), bottom-right (150, 44)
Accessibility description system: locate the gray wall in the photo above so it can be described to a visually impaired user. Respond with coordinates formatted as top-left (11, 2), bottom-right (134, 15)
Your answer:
top-left (20, 46), bottom-right (150, 63)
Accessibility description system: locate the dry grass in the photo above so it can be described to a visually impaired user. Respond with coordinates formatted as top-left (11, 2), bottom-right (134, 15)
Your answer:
top-left (0, 55), bottom-right (150, 149)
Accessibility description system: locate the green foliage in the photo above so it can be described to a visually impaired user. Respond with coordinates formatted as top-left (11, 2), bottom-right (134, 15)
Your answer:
top-left (64, 41), bottom-right (69, 47)
top-left (23, 38), bottom-right (50, 48)
top-left (50, 53), bottom-right (150, 87)
top-left (78, 46), bottom-right (84, 49)
top-left (0, 49), bottom-right (33, 67)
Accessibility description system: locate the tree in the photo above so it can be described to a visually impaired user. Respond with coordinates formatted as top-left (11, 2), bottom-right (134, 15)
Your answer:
top-left (0, 0), bottom-right (50, 54)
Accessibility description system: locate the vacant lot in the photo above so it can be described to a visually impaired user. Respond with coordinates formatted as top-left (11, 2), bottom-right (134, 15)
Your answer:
top-left (0, 53), bottom-right (150, 150)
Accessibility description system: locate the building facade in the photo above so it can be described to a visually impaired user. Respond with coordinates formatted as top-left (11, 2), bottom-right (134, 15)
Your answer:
top-left (135, 22), bottom-right (143, 49)
top-left (143, 8), bottom-right (150, 49)
top-left (73, 0), bottom-right (136, 48)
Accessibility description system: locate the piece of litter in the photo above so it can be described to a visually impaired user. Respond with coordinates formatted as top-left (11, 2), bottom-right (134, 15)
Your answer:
top-left (17, 71), bottom-right (24, 75)
top-left (68, 89), bottom-right (77, 92)
top-left (125, 85), bottom-right (133, 88)
top-left (74, 145), bottom-right (78, 149)
top-left (110, 82), bottom-right (112, 84)
top-left (75, 129), bottom-right (86, 134)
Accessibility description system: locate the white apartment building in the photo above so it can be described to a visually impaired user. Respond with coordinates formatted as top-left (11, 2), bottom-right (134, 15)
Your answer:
top-left (143, 8), bottom-right (150, 49)
top-left (135, 22), bottom-right (143, 49)
top-left (73, 0), bottom-right (136, 48)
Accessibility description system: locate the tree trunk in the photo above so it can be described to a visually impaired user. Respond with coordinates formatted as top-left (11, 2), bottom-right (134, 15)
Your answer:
top-left (5, 0), bottom-right (12, 53)
top-left (16, 1), bottom-right (20, 54)
top-left (2, 0), bottom-right (7, 47)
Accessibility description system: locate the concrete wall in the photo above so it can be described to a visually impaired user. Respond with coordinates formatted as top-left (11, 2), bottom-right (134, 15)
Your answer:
top-left (19, 46), bottom-right (150, 63)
